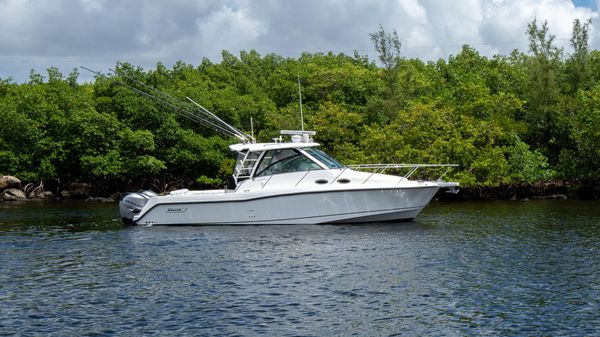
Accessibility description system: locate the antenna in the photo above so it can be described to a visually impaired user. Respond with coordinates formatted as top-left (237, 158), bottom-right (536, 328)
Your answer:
top-left (250, 117), bottom-right (254, 143)
top-left (297, 72), bottom-right (304, 132)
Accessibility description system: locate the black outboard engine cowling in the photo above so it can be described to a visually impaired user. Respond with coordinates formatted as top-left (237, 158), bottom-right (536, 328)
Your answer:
top-left (119, 191), bottom-right (158, 224)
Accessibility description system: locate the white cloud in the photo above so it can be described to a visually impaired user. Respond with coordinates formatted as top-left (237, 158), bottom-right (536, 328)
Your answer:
top-left (479, 0), bottom-right (596, 56)
top-left (0, 0), bottom-right (599, 82)
top-left (196, 3), bottom-right (266, 57)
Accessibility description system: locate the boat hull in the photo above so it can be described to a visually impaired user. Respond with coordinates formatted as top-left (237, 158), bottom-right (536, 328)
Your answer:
top-left (128, 186), bottom-right (439, 225)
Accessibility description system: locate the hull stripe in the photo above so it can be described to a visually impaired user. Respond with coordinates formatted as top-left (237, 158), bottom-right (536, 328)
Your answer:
top-left (136, 205), bottom-right (424, 225)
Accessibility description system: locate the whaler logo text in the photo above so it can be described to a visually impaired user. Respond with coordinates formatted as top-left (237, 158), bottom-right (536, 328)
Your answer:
top-left (166, 208), bottom-right (188, 213)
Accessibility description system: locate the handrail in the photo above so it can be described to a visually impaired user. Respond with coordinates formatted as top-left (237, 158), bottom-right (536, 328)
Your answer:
top-left (295, 170), bottom-right (311, 186)
top-left (348, 163), bottom-right (458, 170)
top-left (260, 175), bottom-right (273, 190)
top-left (347, 164), bottom-right (459, 184)
top-left (437, 166), bottom-right (454, 181)
top-left (330, 167), bottom-right (349, 185)
top-left (245, 163), bottom-right (458, 191)
top-left (404, 166), bottom-right (420, 179)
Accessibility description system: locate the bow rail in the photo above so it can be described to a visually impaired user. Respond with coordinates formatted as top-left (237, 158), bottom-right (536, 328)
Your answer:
top-left (347, 163), bottom-right (458, 184)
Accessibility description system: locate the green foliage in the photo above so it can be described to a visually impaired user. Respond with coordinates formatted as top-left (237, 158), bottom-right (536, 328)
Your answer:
top-left (196, 175), bottom-right (223, 188)
top-left (557, 86), bottom-right (600, 179)
top-left (370, 24), bottom-right (402, 96)
top-left (2, 18), bottom-right (600, 192)
top-left (305, 102), bottom-right (365, 163)
top-left (564, 19), bottom-right (592, 93)
top-left (524, 19), bottom-right (562, 158)
top-left (506, 138), bottom-right (555, 183)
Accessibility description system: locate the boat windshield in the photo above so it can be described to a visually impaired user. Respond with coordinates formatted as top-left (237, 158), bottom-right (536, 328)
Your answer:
top-left (254, 149), bottom-right (322, 177)
top-left (304, 148), bottom-right (344, 169)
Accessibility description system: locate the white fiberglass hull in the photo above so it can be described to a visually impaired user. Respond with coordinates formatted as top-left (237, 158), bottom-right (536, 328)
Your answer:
top-left (127, 186), bottom-right (440, 225)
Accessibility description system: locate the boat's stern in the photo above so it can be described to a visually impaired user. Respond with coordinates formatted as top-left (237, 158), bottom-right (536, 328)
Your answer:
top-left (119, 191), bottom-right (158, 225)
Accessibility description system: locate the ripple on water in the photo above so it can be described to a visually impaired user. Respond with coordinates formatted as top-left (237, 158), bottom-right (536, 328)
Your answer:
top-left (0, 200), bottom-right (599, 335)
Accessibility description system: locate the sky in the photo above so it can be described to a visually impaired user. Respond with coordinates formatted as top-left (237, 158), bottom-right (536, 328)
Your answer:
top-left (0, 0), bottom-right (599, 83)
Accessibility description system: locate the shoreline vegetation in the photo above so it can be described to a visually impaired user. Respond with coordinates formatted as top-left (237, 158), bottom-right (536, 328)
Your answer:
top-left (1, 20), bottom-right (599, 201)
top-left (1, 175), bottom-right (598, 203)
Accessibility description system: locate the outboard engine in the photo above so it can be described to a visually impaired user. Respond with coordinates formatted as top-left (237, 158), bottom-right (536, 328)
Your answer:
top-left (119, 191), bottom-right (158, 225)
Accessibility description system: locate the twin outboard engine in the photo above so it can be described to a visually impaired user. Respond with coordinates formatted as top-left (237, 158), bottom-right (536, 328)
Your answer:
top-left (119, 191), bottom-right (158, 224)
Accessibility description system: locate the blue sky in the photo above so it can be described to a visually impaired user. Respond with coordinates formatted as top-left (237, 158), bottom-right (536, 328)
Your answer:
top-left (573, 0), bottom-right (597, 9)
top-left (0, 0), bottom-right (599, 83)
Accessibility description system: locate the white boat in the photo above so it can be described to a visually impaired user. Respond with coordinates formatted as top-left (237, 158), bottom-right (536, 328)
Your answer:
top-left (119, 130), bottom-right (458, 225)
top-left (105, 73), bottom-right (458, 225)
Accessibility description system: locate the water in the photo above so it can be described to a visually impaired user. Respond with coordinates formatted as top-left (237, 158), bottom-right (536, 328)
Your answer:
top-left (1, 200), bottom-right (599, 336)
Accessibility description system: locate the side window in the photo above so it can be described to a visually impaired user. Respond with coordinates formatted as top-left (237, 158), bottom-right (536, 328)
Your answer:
top-left (254, 150), bottom-right (273, 176)
top-left (255, 149), bottom-right (296, 176)
top-left (304, 148), bottom-right (343, 169)
top-left (255, 149), bottom-right (322, 177)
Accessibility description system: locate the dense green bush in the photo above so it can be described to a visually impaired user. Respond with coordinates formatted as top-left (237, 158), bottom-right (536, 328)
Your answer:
top-left (1, 20), bottom-right (599, 191)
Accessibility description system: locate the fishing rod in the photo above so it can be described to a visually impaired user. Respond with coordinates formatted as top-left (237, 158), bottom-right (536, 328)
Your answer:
top-left (185, 97), bottom-right (251, 141)
top-left (81, 66), bottom-right (241, 139)
top-left (80, 66), bottom-right (253, 142)
top-left (110, 68), bottom-right (252, 141)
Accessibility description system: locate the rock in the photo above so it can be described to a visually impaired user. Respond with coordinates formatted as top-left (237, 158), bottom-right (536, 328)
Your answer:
top-left (28, 188), bottom-right (45, 199)
top-left (29, 190), bottom-right (54, 200)
top-left (1, 188), bottom-right (27, 201)
top-left (532, 194), bottom-right (569, 200)
top-left (0, 176), bottom-right (21, 190)
top-left (60, 190), bottom-right (71, 199)
top-left (64, 183), bottom-right (92, 199)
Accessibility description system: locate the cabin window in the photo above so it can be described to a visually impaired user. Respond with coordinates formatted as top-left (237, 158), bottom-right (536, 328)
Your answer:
top-left (255, 149), bottom-right (322, 177)
top-left (304, 148), bottom-right (344, 169)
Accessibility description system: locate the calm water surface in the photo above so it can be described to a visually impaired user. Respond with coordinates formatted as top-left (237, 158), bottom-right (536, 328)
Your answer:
top-left (1, 200), bottom-right (599, 336)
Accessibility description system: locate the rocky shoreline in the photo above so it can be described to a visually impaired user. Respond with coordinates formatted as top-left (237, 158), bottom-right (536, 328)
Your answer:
top-left (1, 175), bottom-right (599, 203)
top-left (0, 176), bottom-right (118, 203)
top-left (448, 181), bottom-right (600, 200)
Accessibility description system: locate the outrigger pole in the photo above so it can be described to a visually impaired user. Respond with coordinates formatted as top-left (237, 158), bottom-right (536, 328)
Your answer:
top-left (80, 66), bottom-right (254, 143)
